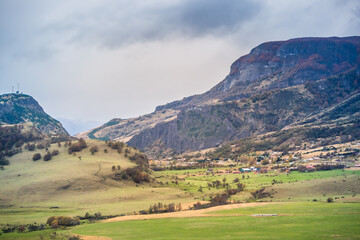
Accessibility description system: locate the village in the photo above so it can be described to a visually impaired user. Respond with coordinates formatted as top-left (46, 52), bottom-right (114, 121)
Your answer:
top-left (149, 141), bottom-right (360, 173)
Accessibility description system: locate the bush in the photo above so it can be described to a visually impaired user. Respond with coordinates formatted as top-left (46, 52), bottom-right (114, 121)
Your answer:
top-left (26, 143), bottom-right (36, 151)
top-left (251, 187), bottom-right (271, 199)
top-left (90, 146), bottom-right (99, 155)
top-left (327, 197), bottom-right (334, 203)
top-left (0, 159), bottom-right (9, 165)
top-left (129, 153), bottom-right (149, 166)
top-left (36, 143), bottom-right (45, 149)
top-left (46, 216), bottom-right (80, 226)
top-left (32, 153), bottom-right (42, 161)
top-left (43, 152), bottom-right (52, 161)
top-left (210, 193), bottom-right (230, 205)
top-left (68, 139), bottom-right (87, 153)
top-left (113, 166), bottom-right (151, 183)
top-left (51, 149), bottom-right (59, 156)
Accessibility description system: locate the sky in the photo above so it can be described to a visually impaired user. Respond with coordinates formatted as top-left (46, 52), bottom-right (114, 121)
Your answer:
top-left (0, 0), bottom-right (359, 135)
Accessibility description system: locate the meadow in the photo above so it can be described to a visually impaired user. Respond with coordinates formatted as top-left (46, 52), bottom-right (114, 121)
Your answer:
top-left (155, 168), bottom-right (360, 201)
top-left (72, 202), bottom-right (360, 240)
top-left (1, 140), bottom-right (359, 239)
top-left (0, 140), bottom-right (194, 225)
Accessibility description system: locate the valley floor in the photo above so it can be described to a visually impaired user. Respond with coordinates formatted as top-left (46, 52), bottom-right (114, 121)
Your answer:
top-left (72, 201), bottom-right (360, 240)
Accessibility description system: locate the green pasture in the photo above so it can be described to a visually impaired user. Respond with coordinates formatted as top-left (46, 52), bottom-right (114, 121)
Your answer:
top-left (156, 169), bottom-right (360, 199)
top-left (72, 202), bottom-right (360, 240)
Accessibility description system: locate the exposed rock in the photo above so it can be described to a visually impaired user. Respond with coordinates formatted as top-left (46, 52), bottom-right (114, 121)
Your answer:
top-left (84, 36), bottom-right (360, 157)
top-left (0, 93), bottom-right (69, 137)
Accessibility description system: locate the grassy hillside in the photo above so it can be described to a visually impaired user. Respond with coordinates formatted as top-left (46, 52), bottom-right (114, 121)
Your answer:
top-left (0, 139), bottom-right (194, 225)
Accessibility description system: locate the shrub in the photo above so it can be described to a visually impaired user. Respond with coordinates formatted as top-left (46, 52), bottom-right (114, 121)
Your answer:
top-left (43, 152), bottom-right (52, 161)
top-left (129, 153), bottom-right (149, 166)
top-left (90, 146), bottom-right (99, 155)
top-left (0, 159), bottom-right (9, 165)
top-left (236, 183), bottom-right (246, 191)
top-left (46, 216), bottom-right (80, 226)
top-left (210, 193), bottom-right (230, 205)
top-left (26, 143), bottom-right (36, 151)
top-left (114, 166), bottom-right (150, 183)
top-left (327, 197), bottom-right (334, 203)
top-left (251, 187), bottom-right (271, 199)
top-left (32, 153), bottom-right (42, 161)
top-left (68, 139), bottom-right (87, 153)
top-left (36, 143), bottom-right (45, 149)
top-left (51, 149), bottom-right (59, 156)
top-left (18, 225), bottom-right (26, 232)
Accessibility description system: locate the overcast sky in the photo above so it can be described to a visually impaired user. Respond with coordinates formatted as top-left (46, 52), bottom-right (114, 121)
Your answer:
top-left (0, 0), bottom-right (359, 134)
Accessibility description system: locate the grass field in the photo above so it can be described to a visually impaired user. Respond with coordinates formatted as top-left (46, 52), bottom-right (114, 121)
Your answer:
top-left (1, 142), bottom-right (359, 239)
top-left (72, 202), bottom-right (360, 240)
top-left (155, 168), bottom-right (360, 201)
top-left (0, 140), bottom-right (194, 225)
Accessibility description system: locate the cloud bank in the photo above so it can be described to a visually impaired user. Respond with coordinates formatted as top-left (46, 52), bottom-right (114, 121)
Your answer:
top-left (0, 0), bottom-right (359, 134)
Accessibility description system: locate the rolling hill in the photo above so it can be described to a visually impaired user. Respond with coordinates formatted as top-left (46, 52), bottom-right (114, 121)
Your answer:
top-left (0, 93), bottom-right (69, 137)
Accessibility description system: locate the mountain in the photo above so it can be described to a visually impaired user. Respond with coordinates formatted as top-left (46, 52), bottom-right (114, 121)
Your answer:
top-left (0, 93), bottom-right (69, 137)
top-left (82, 36), bottom-right (360, 157)
top-left (57, 118), bottom-right (104, 136)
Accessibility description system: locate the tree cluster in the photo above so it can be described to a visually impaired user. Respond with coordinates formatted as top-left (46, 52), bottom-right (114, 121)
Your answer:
top-left (68, 138), bottom-right (87, 154)
top-left (251, 187), bottom-right (271, 199)
top-left (115, 166), bottom-right (151, 183)
top-left (129, 153), bottom-right (149, 166)
top-left (90, 145), bottom-right (99, 155)
top-left (107, 141), bottom-right (125, 153)
top-left (46, 216), bottom-right (80, 227)
top-left (148, 202), bottom-right (182, 214)
top-left (1, 223), bottom-right (46, 234)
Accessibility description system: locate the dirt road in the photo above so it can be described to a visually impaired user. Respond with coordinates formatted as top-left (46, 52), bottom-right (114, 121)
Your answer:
top-left (102, 202), bottom-right (275, 223)
top-left (78, 202), bottom-right (276, 240)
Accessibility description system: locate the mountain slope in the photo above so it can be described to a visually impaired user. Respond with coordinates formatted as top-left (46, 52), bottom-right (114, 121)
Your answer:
top-left (82, 36), bottom-right (360, 157)
top-left (0, 93), bottom-right (69, 136)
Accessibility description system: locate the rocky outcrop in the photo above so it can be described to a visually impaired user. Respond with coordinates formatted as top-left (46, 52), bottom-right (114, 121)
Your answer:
top-left (0, 93), bottom-right (69, 136)
top-left (129, 66), bottom-right (360, 155)
top-left (157, 36), bottom-right (360, 110)
top-left (85, 36), bottom-right (360, 156)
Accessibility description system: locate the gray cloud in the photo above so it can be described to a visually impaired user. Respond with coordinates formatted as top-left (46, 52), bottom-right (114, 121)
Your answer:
top-left (1, 0), bottom-right (360, 133)
top-left (47, 0), bottom-right (261, 49)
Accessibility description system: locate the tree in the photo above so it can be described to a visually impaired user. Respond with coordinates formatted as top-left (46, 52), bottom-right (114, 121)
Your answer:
top-left (327, 197), bottom-right (334, 203)
top-left (26, 143), bottom-right (36, 151)
top-left (236, 183), bottom-right (246, 191)
top-left (90, 146), bottom-right (99, 155)
top-left (32, 153), bottom-right (41, 161)
top-left (51, 149), bottom-right (59, 156)
top-left (43, 151), bottom-right (52, 161)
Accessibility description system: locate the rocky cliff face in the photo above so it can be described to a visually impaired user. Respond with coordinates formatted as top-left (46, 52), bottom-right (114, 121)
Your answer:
top-left (85, 36), bottom-right (360, 157)
top-left (157, 36), bottom-right (360, 110)
top-left (0, 93), bottom-right (69, 136)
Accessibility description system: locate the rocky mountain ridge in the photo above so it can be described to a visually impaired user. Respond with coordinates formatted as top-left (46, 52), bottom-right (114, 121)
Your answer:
top-left (82, 36), bottom-right (360, 158)
top-left (0, 93), bottom-right (69, 137)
